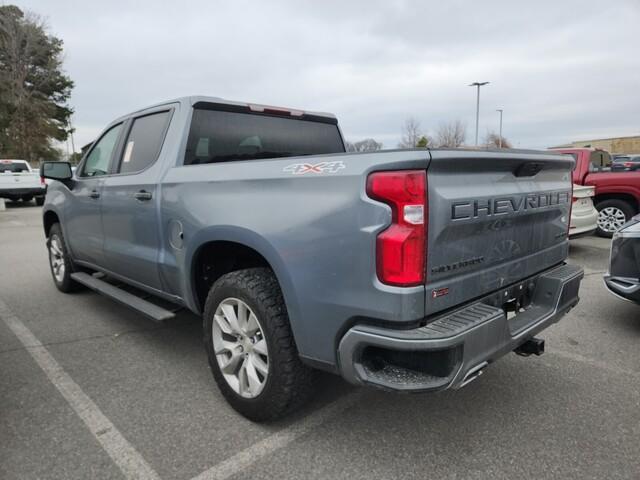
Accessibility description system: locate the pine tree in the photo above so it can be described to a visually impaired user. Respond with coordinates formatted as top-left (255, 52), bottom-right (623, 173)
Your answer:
top-left (0, 5), bottom-right (73, 163)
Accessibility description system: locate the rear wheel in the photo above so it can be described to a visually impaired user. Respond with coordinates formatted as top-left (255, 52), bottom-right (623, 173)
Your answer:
top-left (596, 199), bottom-right (635, 237)
top-left (35, 196), bottom-right (45, 206)
top-left (203, 268), bottom-right (315, 421)
top-left (47, 223), bottom-right (81, 292)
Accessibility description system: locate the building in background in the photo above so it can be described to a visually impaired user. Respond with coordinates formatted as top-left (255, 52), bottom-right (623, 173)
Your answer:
top-left (551, 135), bottom-right (640, 154)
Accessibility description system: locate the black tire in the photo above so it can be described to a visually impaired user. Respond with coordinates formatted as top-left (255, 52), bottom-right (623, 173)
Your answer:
top-left (203, 268), bottom-right (316, 421)
top-left (47, 223), bottom-right (81, 293)
top-left (595, 199), bottom-right (635, 238)
top-left (21, 196), bottom-right (33, 202)
top-left (35, 196), bottom-right (45, 206)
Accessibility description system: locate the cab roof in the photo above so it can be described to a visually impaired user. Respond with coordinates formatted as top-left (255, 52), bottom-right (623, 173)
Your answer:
top-left (124, 95), bottom-right (337, 122)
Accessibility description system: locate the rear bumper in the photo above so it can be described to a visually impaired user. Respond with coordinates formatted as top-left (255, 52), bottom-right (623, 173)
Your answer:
top-left (569, 227), bottom-right (597, 239)
top-left (0, 187), bottom-right (45, 198)
top-left (570, 207), bottom-right (598, 237)
top-left (337, 263), bottom-right (583, 392)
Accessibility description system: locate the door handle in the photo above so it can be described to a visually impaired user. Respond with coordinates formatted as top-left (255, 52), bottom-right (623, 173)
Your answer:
top-left (134, 190), bottom-right (153, 201)
top-left (89, 190), bottom-right (100, 199)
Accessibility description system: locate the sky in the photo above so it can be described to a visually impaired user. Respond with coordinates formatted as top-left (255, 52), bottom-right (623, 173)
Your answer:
top-left (11, 0), bottom-right (640, 152)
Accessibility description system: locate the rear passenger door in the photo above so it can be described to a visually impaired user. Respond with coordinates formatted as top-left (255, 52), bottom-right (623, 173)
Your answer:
top-left (100, 108), bottom-right (173, 291)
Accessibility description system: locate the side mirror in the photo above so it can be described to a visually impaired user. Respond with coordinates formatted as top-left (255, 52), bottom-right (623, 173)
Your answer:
top-left (40, 161), bottom-right (73, 181)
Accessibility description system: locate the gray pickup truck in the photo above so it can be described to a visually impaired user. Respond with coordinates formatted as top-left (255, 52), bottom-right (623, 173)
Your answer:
top-left (40, 96), bottom-right (584, 421)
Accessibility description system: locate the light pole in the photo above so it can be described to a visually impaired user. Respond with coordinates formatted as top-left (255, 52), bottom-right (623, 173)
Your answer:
top-left (496, 109), bottom-right (503, 148)
top-left (469, 81), bottom-right (489, 145)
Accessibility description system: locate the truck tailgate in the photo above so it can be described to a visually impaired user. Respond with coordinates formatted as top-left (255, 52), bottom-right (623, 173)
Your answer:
top-left (0, 172), bottom-right (40, 189)
top-left (425, 150), bottom-right (574, 315)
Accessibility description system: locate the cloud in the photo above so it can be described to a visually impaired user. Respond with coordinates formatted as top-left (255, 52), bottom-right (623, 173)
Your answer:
top-left (17, 0), bottom-right (640, 150)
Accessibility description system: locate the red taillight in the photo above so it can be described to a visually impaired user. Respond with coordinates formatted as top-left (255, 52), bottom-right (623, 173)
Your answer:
top-left (366, 170), bottom-right (426, 286)
top-left (40, 176), bottom-right (45, 185)
top-left (624, 162), bottom-right (634, 168)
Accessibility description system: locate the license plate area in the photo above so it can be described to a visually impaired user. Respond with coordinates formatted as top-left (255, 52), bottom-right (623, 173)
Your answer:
top-left (482, 279), bottom-right (537, 321)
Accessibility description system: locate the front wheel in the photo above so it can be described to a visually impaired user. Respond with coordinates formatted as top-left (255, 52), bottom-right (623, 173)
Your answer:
top-left (203, 268), bottom-right (316, 421)
top-left (596, 200), bottom-right (635, 238)
top-left (47, 223), bottom-right (81, 292)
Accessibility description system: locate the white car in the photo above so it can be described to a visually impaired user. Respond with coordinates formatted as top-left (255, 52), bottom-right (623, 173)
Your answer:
top-left (0, 159), bottom-right (46, 205)
top-left (570, 184), bottom-right (598, 238)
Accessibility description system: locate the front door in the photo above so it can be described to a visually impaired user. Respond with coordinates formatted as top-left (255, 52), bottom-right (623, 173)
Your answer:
top-left (65, 123), bottom-right (123, 265)
top-left (101, 110), bottom-right (173, 291)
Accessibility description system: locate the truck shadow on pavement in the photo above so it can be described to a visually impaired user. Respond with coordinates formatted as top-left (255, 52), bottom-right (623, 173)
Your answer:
top-left (3, 200), bottom-right (41, 209)
top-left (104, 301), bottom-right (611, 430)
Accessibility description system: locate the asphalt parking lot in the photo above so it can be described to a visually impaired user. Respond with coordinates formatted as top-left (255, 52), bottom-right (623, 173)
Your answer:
top-left (1, 203), bottom-right (639, 480)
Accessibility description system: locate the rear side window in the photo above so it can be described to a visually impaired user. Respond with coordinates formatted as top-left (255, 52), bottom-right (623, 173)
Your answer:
top-left (184, 108), bottom-right (345, 165)
top-left (118, 111), bottom-right (171, 174)
top-left (80, 124), bottom-right (122, 177)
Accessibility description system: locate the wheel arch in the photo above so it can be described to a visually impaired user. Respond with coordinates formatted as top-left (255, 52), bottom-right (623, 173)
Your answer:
top-left (593, 193), bottom-right (639, 213)
top-left (43, 209), bottom-right (60, 237)
top-left (186, 227), bottom-right (301, 327)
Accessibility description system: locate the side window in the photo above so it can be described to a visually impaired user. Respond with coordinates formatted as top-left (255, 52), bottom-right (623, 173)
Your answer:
top-left (80, 124), bottom-right (123, 177)
top-left (118, 111), bottom-right (171, 174)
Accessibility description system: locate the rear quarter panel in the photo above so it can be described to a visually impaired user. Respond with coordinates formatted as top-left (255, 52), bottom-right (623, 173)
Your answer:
top-left (159, 150), bottom-right (431, 365)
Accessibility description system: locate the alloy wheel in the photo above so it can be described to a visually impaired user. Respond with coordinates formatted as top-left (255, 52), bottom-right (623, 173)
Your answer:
top-left (211, 297), bottom-right (269, 398)
top-left (49, 235), bottom-right (66, 282)
top-left (597, 207), bottom-right (627, 234)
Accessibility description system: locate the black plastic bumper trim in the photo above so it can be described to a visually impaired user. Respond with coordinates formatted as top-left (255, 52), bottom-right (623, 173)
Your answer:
top-left (337, 263), bottom-right (584, 392)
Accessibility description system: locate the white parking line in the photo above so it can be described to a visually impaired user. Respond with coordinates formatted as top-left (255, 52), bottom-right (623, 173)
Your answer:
top-left (191, 391), bottom-right (364, 480)
top-left (0, 299), bottom-right (161, 480)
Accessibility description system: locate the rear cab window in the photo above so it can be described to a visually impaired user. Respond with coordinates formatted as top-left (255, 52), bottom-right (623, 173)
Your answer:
top-left (184, 104), bottom-right (345, 165)
top-left (0, 160), bottom-right (30, 173)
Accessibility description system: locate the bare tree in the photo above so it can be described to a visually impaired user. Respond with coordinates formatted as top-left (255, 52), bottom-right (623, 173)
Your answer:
top-left (398, 117), bottom-right (423, 148)
top-left (434, 120), bottom-right (467, 148)
top-left (484, 131), bottom-right (513, 149)
top-left (347, 138), bottom-right (383, 152)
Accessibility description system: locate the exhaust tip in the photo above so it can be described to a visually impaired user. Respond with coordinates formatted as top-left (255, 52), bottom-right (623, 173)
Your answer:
top-left (459, 361), bottom-right (488, 388)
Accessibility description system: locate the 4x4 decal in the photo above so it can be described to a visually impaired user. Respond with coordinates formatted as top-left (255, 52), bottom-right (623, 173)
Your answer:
top-left (283, 161), bottom-right (346, 175)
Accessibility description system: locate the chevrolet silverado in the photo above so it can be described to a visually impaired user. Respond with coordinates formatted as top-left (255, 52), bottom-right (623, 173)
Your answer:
top-left (40, 96), bottom-right (584, 420)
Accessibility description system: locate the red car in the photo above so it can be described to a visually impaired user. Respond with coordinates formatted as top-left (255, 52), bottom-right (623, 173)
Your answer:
top-left (552, 148), bottom-right (640, 237)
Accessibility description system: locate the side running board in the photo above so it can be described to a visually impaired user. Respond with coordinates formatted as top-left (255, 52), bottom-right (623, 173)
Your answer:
top-left (70, 272), bottom-right (176, 322)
